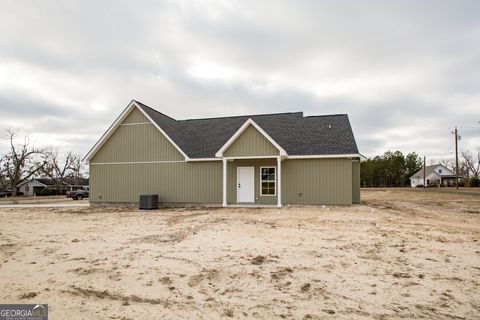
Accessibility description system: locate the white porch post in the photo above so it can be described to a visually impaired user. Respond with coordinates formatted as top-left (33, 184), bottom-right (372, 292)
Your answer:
top-left (277, 156), bottom-right (282, 208)
top-left (222, 158), bottom-right (227, 207)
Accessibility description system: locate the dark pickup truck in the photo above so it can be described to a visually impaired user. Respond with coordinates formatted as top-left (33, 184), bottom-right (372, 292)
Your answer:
top-left (66, 190), bottom-right (89, 200)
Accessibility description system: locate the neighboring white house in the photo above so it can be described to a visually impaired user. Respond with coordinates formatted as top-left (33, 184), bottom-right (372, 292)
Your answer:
top-left (17, 179), bottom-right (63, 196)
top-left (410, 164), bottom-right (456, 187)
top-left (17, 178), bottom-right (89, 196)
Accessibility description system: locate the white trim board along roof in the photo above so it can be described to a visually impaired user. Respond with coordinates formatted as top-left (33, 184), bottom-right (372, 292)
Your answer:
top-left (84, 101), bottom-right (189, 161)
top-left (85, 100), bottom-right (361, 162)
top-left (215, 118), bottom-right (287, 157)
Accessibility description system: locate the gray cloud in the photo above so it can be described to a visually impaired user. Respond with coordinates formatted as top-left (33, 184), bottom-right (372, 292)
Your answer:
top-left (0, 0), bottom-right (479, 160)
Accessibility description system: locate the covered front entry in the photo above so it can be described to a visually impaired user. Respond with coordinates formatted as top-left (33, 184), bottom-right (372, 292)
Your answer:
top-left (216, 119), bottom-right (285, 208)
top-left (237, 167), bottom-right (255, 203)
top-left (222, 157), bottom-right (282, 207)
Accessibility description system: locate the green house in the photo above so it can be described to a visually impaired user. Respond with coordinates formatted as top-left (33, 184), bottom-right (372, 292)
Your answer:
top-left (85, 100), bottom-right (361, 207)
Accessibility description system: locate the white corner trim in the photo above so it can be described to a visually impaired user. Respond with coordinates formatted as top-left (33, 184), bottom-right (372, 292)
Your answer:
top-left (83, 101), bottom-right (190, 162)
top-left (277, 156), bottom-right (282, 208)
top-left (222, 158), bottom-right (227, 207)
top-left (215, 118), bottom-right (287, 157)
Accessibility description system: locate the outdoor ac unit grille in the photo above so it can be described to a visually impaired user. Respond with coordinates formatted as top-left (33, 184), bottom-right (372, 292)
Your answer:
top-left (139, 194), bottom-right (158, 210)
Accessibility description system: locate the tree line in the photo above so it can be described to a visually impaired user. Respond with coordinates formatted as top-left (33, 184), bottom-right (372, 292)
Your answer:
top-left (0, 128), bottom-right (87, 195)
top-left (361, 150), bottom-right (480, 187)
top-left (360, 151), bottom-right (423, 187)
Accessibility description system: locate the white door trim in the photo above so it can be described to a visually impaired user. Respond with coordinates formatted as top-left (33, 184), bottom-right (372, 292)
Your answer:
top-left (236, 166), bottom-right (255, 203)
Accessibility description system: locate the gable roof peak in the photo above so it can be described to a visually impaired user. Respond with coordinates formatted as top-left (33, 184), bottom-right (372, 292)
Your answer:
top-left (133, 100), bottom-right (178, 122)
top-left (86, 99), bottom-right (359, 160)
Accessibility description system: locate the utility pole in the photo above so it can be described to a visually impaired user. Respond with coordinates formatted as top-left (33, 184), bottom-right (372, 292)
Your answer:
top-left (423, 156), bottom-right (426, 189)
top-left (454, 127), bottom-right (459, 190)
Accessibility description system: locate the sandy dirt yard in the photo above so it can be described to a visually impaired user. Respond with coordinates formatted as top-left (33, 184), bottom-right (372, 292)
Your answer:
top-left (0, 189), bottom-right (479, 319)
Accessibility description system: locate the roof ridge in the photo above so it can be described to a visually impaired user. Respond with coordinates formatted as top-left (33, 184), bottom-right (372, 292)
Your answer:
top-left (304, 114), bottom-right (347, 118)
top-left (134, 101), bottom-right (346, 121)
top-left (180, 111), bottom-right (304, 122)
top-left (125, 99), bottom-right (358, 158)
top-left (133, 100), bottom-right (178, 122)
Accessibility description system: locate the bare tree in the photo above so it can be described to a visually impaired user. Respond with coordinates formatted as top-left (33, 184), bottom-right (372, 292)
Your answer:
top-left (1, 128), bottom-right (48, 196)
top-left (41, 151), bottom-right (78, 195)
top-left (0, 156), bottom-right (7, 191)
top-left (439, 158), bottom-right (455, 173)
top-left (462, 149), bottom-right (480, 179)
top-left (68, 153), bottom-right (86, 178)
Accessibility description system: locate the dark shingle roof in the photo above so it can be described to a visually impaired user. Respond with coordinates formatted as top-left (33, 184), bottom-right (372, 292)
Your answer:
top-left (63, 177), bottom-right (89, 186)
top-left (135, 100), bottom-right (359, 158)
top-left (34, 178), bottom-right (67, 186)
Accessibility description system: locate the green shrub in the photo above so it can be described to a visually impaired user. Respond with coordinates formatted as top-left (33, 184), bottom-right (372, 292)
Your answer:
top-left (415, 184), bottom-right (424, 188)
top-left (38, 188), bottom-right (56, 196)
top-left (468, 177), bottom-right (480, 187)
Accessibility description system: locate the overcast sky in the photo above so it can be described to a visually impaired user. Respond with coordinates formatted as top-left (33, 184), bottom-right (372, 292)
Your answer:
top-left (0, 0), bottom-right (479, 160)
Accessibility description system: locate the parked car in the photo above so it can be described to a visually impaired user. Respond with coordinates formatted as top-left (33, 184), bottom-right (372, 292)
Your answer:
top-left (66, 190), bottom-right (89, 200)
top-left (0, 191), bottom-right (12, 197)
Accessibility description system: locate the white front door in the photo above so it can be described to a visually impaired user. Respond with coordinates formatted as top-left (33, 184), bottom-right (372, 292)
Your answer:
top-left (237, 167), bottom-right (255, 203)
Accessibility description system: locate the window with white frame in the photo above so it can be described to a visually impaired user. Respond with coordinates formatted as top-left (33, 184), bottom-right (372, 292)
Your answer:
top-left (260, 167), bottom-right (276, 196)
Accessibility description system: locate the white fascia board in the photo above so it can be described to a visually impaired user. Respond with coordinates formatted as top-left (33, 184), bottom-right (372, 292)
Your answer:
top-left (187, 158), bottom-right (221, 161)
top-left (215, 118), bottom-right (287, 157)
top-left (287, 154), bottom-right (363, 159)
top-left (16, 180), bottom-right (29, 187)
top-left (90, 160), bottom-right (186, 165)
top-left (83, 101), bottom-right (189, 162)
top-left (223, 155), bottom-right (280, 160)
top-left (18, 179), bottom-right (47, 188)
top-left (83, 101), bottom-right (136, 162)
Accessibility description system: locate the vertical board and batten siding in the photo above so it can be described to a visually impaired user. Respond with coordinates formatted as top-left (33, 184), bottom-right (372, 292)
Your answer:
top-left (282, 158), bottom-right (353, 205)
top-left (122, 107), bottom-right (150, 124)
top-left (90, 108), bottom-right (184, 163)
top-left (90, 106), bottom-right (358, 205)
top-left (352, 160), bottom-right (360, 204)
top-left (90, 106), bottom-right (222, 204)
top-left (224, 125), bottom-right (279, 157)
top-left (226, 159), bottom-right (277, 205)
top-left (90, 162), bottom-right (222, 203)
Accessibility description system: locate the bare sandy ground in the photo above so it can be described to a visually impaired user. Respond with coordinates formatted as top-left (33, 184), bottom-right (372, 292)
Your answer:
top-left (0, 195), bottom-right (67, 202)
top-left (0, 189), bottom-right (479, 319)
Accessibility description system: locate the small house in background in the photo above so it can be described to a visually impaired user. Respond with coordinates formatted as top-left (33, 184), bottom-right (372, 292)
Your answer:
top-left (17, 178), bottom-right (89, 196)
top-left (410, 164), bottom-right (456, 187)
top-left (17, 178), bottom-right (67, 196)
